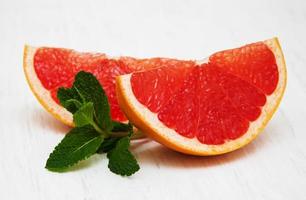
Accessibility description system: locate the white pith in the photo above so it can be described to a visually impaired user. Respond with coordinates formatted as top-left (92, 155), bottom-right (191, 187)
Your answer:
top-left (118, 38), bottom-right (286, 154)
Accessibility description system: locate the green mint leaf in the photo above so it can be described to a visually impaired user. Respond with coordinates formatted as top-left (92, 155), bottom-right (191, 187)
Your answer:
top-left (65, 99), bottom-right (82, 109)
top-left (73, 102), bottom-right (105, 135)
top-left (97, 137), bottom-right (121, 154)
top-left (107, 136), bottom-right (140, 176)
top-left (57, 87), bottom-right (82, 113)
top-left (73, 71), bottom-right (113, 132)
top-left (73, 102), bottom-right (95, 127)
top-left (46, 125), bottom-right (103, 172)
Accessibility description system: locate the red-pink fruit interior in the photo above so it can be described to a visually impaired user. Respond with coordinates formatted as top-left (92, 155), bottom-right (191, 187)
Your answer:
top-left (33, 47), bottom-right (195, 122)
top-left (131, 42), bottom-right (278, 145)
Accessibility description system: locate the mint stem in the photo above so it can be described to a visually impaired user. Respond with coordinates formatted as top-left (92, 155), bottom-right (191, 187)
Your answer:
top-left (91, 121), bottom-right (109, 138)
top-left (111, 129), bottom-right (145, 139)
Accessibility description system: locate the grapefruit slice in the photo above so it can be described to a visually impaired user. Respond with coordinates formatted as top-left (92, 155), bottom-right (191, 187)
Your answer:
top-left (23, 46), bottom-right (196, 126)
top-left (116, 38), bottom-right (286, 155)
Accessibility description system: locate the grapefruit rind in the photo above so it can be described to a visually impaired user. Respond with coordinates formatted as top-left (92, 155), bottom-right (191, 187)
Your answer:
top-left (116, 37), bottom-right (286, 155)
top-left (23, 45), bottom-right (74, 126)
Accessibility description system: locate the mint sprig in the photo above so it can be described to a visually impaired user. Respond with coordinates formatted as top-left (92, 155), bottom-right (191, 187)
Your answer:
top-left (57, 71), bottom-right (113, 133)
top-left (45, 71), bottom-right (140, 176)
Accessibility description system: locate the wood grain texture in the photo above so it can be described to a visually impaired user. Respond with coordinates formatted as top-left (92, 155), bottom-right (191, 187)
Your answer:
top-left (1, 0), bottom-right (306, 199)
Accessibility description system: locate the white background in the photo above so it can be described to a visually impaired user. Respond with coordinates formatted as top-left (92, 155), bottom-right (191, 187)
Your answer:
top-left (1, 0), bottom-right (306, 199)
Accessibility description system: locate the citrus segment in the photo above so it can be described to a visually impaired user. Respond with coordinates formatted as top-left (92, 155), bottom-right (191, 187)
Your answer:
top-left (24, 46), bottom-right (196, 125)
top-left (34, 48), bottom-right (131, 122)
top-left (131, 63), bottom-right (266, 145)
top-left (116, 38), bottom-right (287, 155)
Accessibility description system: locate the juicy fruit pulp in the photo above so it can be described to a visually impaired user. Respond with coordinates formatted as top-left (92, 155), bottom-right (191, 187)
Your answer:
top-left (33, 48), bottom-right (196, 122)
top-left (130, 42), bottom-right (278, 145)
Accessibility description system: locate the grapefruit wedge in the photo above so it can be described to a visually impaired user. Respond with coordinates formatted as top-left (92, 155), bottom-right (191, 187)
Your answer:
top-left (116, 38), bottom-right (286, 155)
top-left (23, 46), bottom-right (196, 126)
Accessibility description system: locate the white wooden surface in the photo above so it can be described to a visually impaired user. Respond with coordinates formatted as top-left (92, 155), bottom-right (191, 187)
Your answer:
top-left (1, 0), bottom-right (306, 199)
